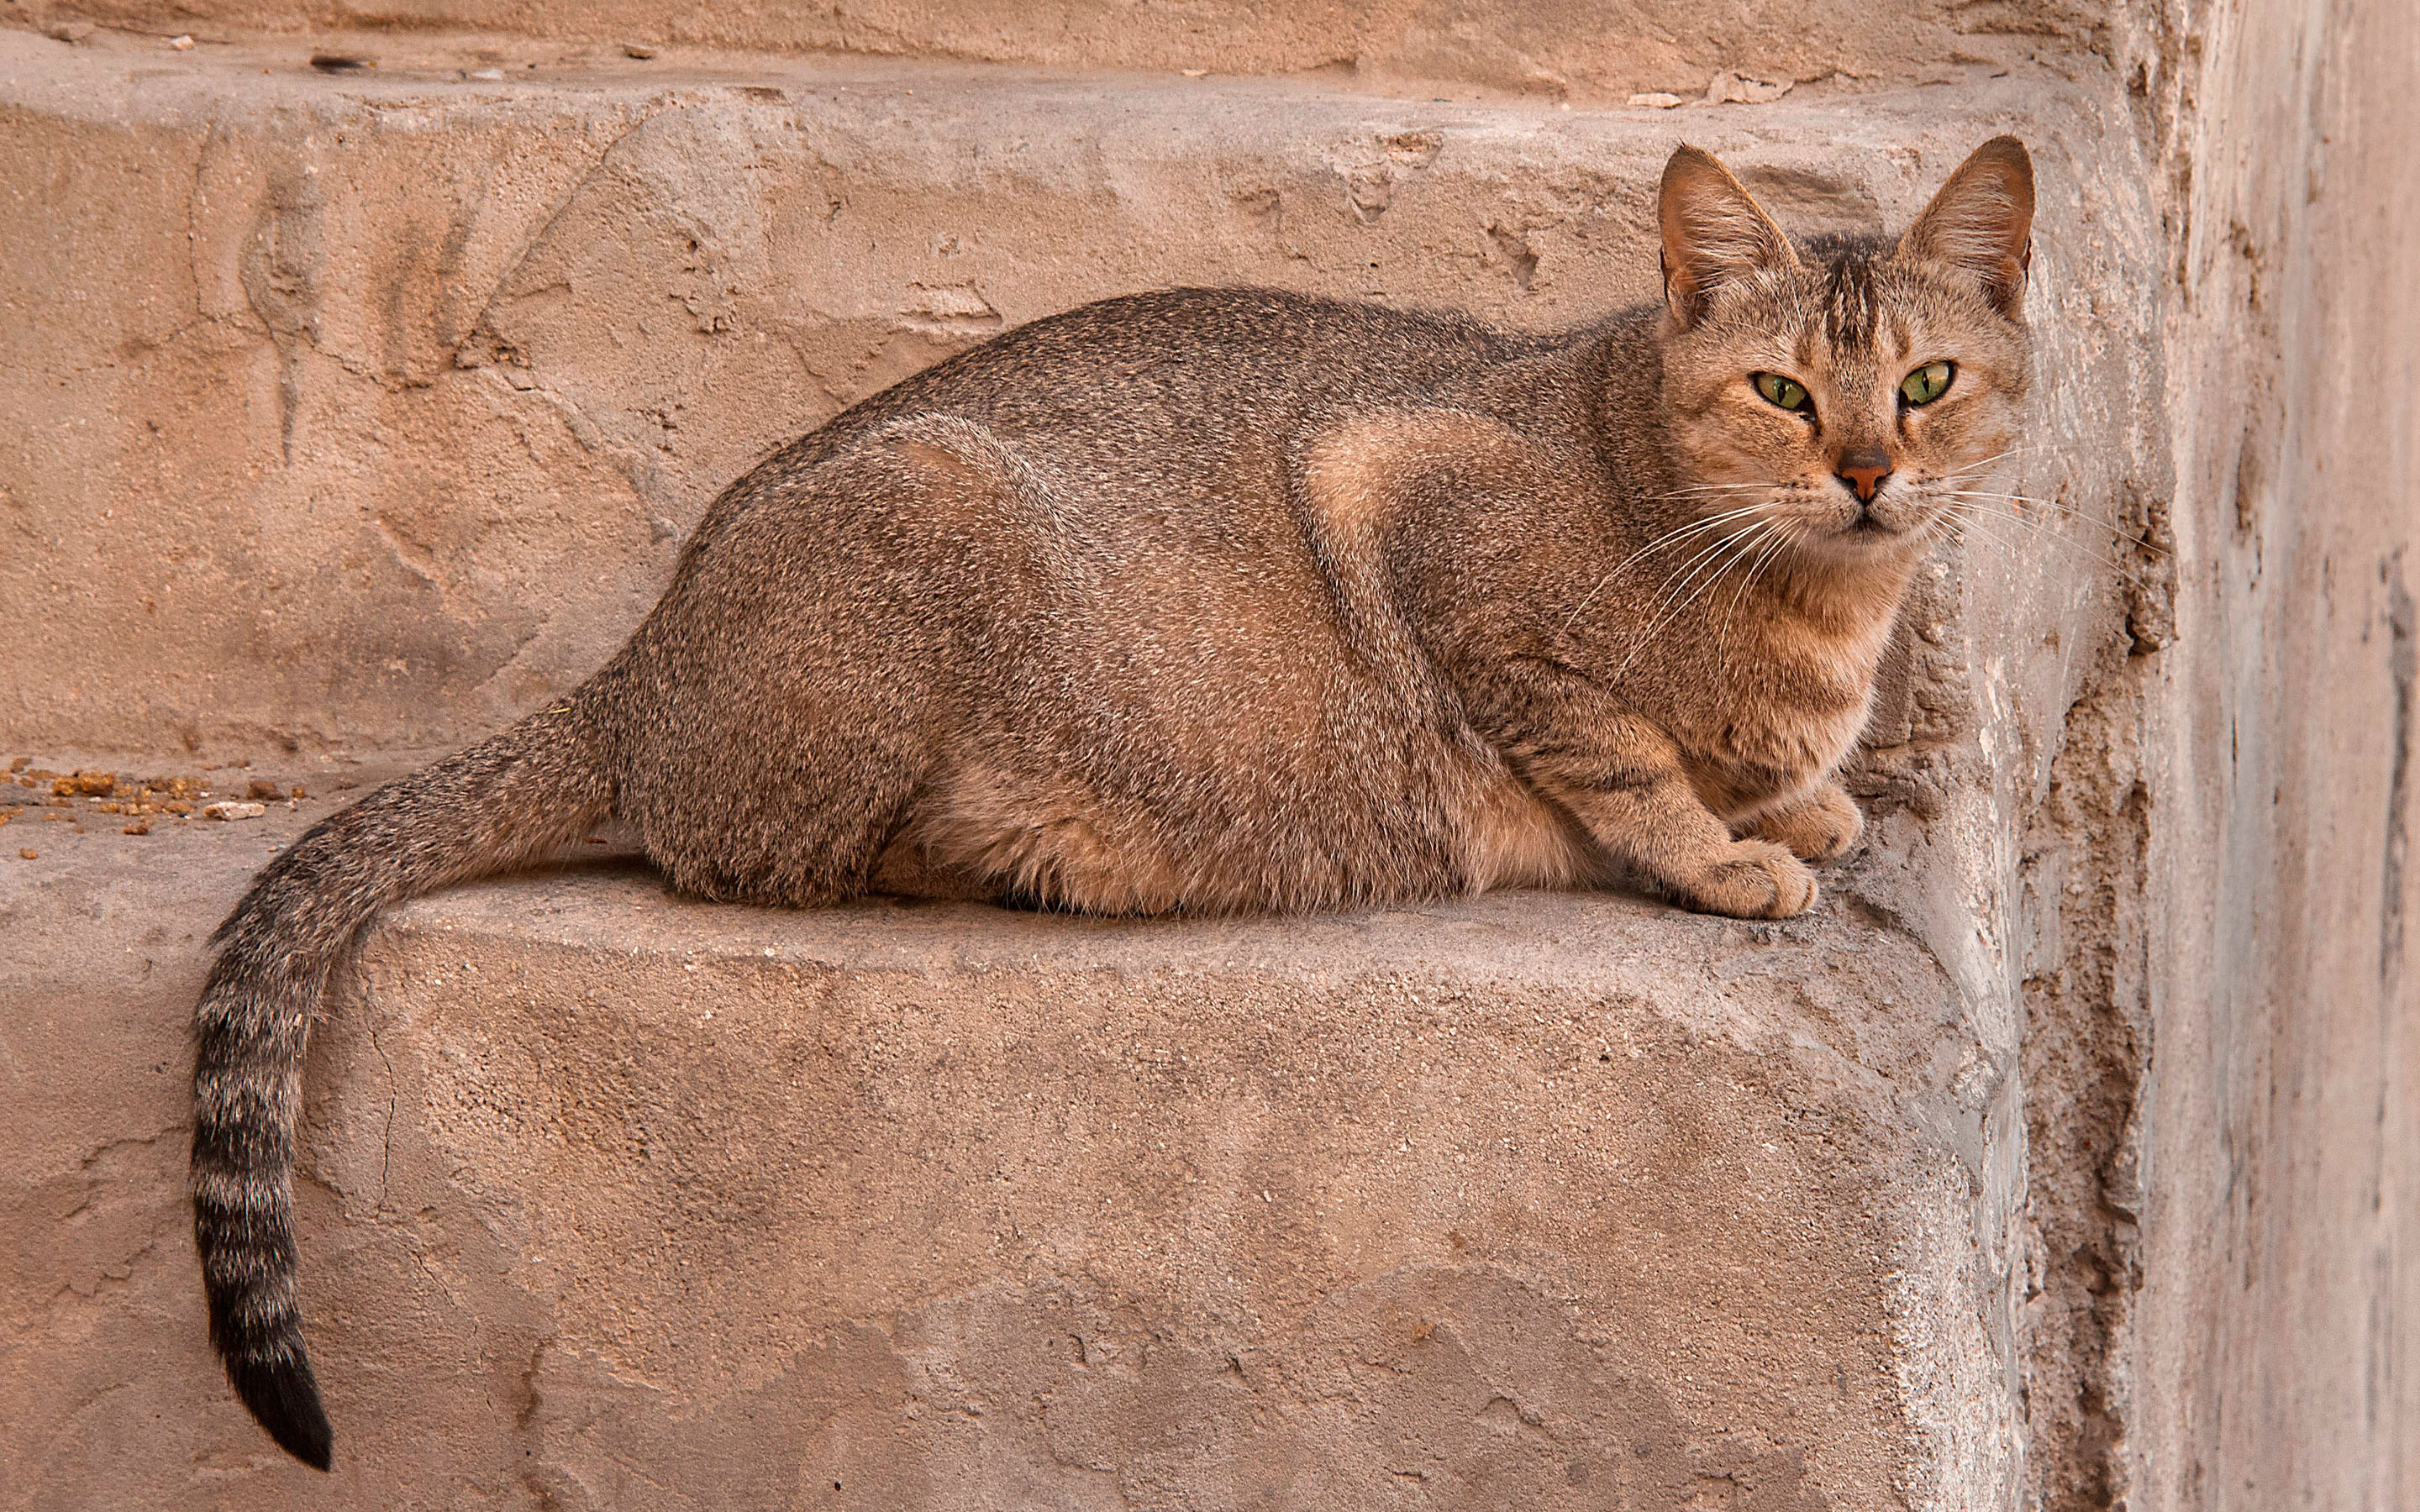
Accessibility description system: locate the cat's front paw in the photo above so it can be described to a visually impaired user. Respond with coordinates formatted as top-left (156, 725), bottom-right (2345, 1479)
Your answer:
top-left (1677, 839), bottom-right (1818, 918)
top-left (1739, 785), bottom-right (1865, 864)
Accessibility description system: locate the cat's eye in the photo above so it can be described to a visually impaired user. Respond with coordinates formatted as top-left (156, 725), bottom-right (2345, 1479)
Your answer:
top-left (1753, 372), bottom-right (1812, 413)
top-left (1899, 361), bottom-right (1954, 407)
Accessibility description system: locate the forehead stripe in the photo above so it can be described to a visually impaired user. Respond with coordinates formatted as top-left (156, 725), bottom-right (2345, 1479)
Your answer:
top-left (1821, 250), bottom-right (1881, 349)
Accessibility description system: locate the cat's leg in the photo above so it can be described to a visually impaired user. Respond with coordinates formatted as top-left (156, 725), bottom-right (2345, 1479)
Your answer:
top-left (1472, 659), bottom-right (1817, 918)
top-left (1735, 780), bottom-right (1865, 863)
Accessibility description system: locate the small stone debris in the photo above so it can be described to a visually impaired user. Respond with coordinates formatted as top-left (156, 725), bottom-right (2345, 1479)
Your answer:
top-left (1627, 92), bottom-right (1686, 108)
top-left (468, 67), bottom-right (506, 81)
top-left (46, 22), bottom-right (93, 44)
top-left (310, 53), bottom-right (373, 71)
top-left (170, 34), bottom-right (195, 50)
top-left (5, 759), bottom-right (307, 827)
top-left (623, 43), bottom-right (659, 59)
top-left (1181, 68), bottom-right (1208, 77)
top-left (18, 849), bottom-right (35, 861)
top-left (1704, 70), bottom-right (1792, 105)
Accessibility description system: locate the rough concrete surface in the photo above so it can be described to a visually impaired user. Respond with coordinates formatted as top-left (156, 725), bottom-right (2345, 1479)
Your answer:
top-left (0, 26), bottom-right (2145, 763)
top-left (2112, 0), bottom-right (2420, 1506)
top-left (1, 0), bottom-right (2416, 1508)
top-left (7, 0), bottom-right (2089, 106)
top-left (4, 787), bottom-right (1992, 1509)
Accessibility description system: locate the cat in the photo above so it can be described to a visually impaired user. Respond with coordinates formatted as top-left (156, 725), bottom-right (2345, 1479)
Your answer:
top-left (191, 137), bottom-right (2034, 1467)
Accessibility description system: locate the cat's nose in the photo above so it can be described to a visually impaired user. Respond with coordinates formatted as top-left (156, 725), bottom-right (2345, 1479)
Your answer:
top-left (1834, 447), bottom-right (1894, 502)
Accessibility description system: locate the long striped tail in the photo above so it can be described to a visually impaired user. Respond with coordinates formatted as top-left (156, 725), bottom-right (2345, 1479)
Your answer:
top-left (191, 696), bottom-right (614, 1468)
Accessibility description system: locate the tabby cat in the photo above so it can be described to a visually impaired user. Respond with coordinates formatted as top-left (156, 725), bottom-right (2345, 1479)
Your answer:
top-left (192, 138), bottom-right (2035, 1465)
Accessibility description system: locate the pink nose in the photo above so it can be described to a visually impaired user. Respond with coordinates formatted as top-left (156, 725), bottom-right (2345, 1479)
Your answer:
top-left (1835, 446), bottom-right (1894, 502)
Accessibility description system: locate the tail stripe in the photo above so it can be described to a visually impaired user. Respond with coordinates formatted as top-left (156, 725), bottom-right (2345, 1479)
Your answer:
top-left (192, 698), bottom-right (613, 1470)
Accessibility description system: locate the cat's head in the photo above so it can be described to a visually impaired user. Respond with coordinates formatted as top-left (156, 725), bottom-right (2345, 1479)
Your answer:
top-left (1653, 138), bottom-right (2034, 562)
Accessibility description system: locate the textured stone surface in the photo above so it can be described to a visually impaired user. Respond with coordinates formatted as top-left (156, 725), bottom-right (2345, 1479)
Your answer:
top-left (329, 870), bottom-right (1981, 1509)
top-left (8, 0), bottom-right (2082, 105)
top-left (2, 795), bottom-right (1996, 1509)
top-left (2111, 0), bottom-right (2420, 1506)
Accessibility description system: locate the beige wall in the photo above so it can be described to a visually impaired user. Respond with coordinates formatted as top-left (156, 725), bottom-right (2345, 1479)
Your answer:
top-left (2125, 0), bottom-right (2420, 1504)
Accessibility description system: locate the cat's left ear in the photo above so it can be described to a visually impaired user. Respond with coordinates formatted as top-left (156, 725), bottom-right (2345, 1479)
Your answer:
top-left (1901, 136), bottom-right (2035, 319)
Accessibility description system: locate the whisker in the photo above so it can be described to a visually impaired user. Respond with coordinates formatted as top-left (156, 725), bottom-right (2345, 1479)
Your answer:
top-left (1615, 518), bottom-right (1781, 680)
top-left (1562, 501), bottom-right (1775, 631)
top-left (1936, 491), bottom-right (2172, 557)
top-left (1718, 520), bottom-right (1798, 666)
top-left (1936, 503), bottom-right (2159, 586)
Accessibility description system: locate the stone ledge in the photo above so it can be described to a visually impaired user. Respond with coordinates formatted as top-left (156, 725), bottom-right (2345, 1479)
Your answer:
top-left (0, 799), bottom-right (2014, 1506)
top-left (0, 26), bottom-right (2145, 763)
top-left (251, 863), bottom-right (2009, 1507)
top-left (7, 3), bottom-right (2067, 106)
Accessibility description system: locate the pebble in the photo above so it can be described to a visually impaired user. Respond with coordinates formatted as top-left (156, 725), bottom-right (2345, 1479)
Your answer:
top-left (202, 801), bottom-right (269, 822)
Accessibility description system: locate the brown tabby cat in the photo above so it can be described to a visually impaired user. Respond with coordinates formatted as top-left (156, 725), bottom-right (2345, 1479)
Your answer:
top-left (192, 138), bottom-right (2034, 1465)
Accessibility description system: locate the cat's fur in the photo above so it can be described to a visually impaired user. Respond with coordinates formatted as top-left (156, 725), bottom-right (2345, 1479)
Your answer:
top-left (192, 139), bottom-right (2035, 1466)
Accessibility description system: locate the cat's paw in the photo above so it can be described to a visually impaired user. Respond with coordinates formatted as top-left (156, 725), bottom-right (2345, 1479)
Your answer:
top-left (1679, 839), bottom-right (1819, 918)
top-left (1740, 785), bottom-right (1865, 864)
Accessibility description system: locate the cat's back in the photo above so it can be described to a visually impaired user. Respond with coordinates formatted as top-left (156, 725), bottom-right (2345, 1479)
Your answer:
top-left (786, 288), bottom-right (1544, 527)
top-left (892, 286), bottom-right (1532, 428)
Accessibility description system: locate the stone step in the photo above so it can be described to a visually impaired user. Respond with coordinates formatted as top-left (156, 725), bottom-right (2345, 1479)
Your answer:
top-left (302, 862), bottom-right (2007, 1507)
top-left (0, 24), bottom-right (2139, 760)
top-left (15, 2), bottom-right (2045, 105)
top-left (3, 796), bottom-right (2017, 1506)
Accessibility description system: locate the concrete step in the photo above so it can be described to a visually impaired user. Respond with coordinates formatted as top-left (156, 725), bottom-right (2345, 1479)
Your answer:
top-left (13, 1), bottom-right (2053, 105)
top-left (0, 786), bottom-right (2014, 1507)
top-left (1, 25), bottom-right (2142, 762)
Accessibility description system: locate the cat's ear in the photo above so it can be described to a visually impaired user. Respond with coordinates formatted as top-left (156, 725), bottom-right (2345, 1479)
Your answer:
top-left (1900, 136), bottom-right (2035, 319)
top-left (1658, 145), bottom-right (1800, 329)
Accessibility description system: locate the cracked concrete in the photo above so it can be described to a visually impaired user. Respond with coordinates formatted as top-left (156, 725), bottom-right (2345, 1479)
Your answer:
top-left (0, 801), bottom-right (1998, 1508)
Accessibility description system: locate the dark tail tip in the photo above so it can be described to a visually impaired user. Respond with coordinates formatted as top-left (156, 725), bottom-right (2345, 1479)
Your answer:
top-left (227, 1351), bottom-right (334, 1471)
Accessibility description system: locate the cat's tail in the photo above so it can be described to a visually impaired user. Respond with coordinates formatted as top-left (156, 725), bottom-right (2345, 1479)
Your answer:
top-left (192, 690), bottom-right (617, 1469)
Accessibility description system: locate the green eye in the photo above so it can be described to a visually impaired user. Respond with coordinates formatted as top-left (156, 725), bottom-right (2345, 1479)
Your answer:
top-left (1753, 373), bottom-right (1812, 413)
top-left (1899, 360), bottom-right (1954, 406)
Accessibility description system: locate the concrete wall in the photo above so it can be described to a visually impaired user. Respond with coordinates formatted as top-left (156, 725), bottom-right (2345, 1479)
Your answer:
top-left (2117, 0), bottom-right (2420, 1505)
top-left (0, 0), bottom-right (2413, 1507)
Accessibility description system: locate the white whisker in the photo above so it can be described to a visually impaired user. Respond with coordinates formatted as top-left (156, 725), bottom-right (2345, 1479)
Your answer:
top-left (1561, 500), bottom-right (1774, 632)
top-left (1614, 517), bottom-right (1781, 680)
top-left (1936, 502), bottom-right (2158, 585)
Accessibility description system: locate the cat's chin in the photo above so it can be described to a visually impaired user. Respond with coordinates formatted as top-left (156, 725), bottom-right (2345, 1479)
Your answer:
top-left (1800, 512), bottom-right (1932, 561)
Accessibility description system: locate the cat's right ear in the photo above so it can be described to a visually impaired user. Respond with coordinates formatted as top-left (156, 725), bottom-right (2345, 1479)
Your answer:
top-left (1659, 145), bottom-right (1800, 330)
